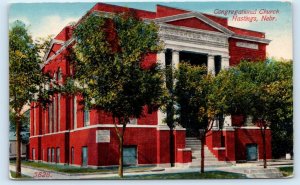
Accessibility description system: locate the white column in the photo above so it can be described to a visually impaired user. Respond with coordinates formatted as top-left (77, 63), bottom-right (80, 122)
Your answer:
top-left (172, 50), bottom-right (180, 70)
top-left (224, 115), bottom-right (232, 127)
top-left (221, 56), bottom-right (230, 70)
top-left (207, 54), bottom-right (215, 76)
top-left (157, 50), bottom-right (166, 69)
top-left (222, 56), bottom-right (232, 129)
top-left (157, 51), bottom-right (166, 125)
top-left (212, 119), bottom-right (219, 129)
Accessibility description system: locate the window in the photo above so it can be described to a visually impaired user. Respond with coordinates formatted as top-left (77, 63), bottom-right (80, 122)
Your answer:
top-left (53, 72), bottom-right (57, 81)
top-left (56, 148), bottom-right (60, 163)
top-left (53, 97), bottom-right (57, 132)
top-left (32, 103), bottom-right (36, 135)
top-left (51, 148), bottom-right (55, 163)
top-left (73, 96), bottom-right (77, 129)
top-left (82, 147), bottom-right (88, 167)
top-left (48, 148), bottom-right (51, 162)
top-left (69, 64), bottom-right (73, 75)
top-left (32, 148), bottom-right (35, 160)
top-left (129, 118), bottom-right (137, 125)
top-left (71, 147), bottom-right (74, 164)
top-left (84, 102), bottom-right (90, 126)
top-left (49, 104), bottom-right (52, 133)
top-left (244, 116), bottom-right (254, 126)
top-left (58, 94), bottom-right (61, 131)
top-left (44, 110), bottom-right (47, 134)
top-left (57, 68), bottom-right (62, 82)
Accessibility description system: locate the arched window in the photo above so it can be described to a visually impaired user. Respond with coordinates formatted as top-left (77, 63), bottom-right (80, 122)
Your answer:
top-left (84, 101), bottom-right (90, 126)
top-left (53, 72), bottom-right (57, 81)
top-left (57, 68), bottom-right (62, 81)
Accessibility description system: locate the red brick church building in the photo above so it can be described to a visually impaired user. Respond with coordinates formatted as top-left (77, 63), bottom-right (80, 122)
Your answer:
top-left (29, 3), bottom-right (272, 168)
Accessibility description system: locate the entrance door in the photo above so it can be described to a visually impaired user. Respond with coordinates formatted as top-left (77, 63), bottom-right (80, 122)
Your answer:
top-left (123, 146), bottom-right (137, 166)
top-left (246, 144), bottom-right (258, 161)
top-left (82, 147), bottom-right (88, 167)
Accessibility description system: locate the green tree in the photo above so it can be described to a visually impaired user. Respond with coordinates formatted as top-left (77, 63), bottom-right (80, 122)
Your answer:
top-left (71, 12), bottom-right (163, 177)
top-left (9, 21), bottom-right (53, 177)
top-left (174, 63), bottom-right (223, 173)
top-left (215, 60), bottom-right (293, 168)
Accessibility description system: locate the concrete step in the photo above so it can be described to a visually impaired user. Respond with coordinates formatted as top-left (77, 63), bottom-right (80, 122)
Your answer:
top-left (244, 168), bottom-right (283, 178)
top-left (190, 162), bottom-right (230, 168)
top-left (186, 137), bottom-right (229, 168)
top-left (192, 158), bottom-right (220, 163)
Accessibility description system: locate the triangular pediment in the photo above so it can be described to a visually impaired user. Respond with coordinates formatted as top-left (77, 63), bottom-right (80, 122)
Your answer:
top-left (166, 17), bottom-right (222, 33)
top-left (43, 39), bottom-right (65, 62)
top-left (154, 12), bottom-right (234, 35)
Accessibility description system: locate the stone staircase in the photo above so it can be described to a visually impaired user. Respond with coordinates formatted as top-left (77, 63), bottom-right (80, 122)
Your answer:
top-left (186, 137), bottom-right (231, 168)
top-left (244, 168), bottom-right (284, 178)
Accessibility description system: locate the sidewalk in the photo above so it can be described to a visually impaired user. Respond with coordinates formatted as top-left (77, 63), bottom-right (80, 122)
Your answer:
top-left (9, 160), bottom-right (293, 180)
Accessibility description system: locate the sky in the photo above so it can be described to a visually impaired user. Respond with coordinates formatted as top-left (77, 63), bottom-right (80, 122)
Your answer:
top-left (9, 1), bottom-right (293, 60)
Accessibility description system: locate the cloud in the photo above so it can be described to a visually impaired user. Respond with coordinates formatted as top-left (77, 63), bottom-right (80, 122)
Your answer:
top-left (266, 31), bottom-right (293, 60)
top-left (30, 15), bottom-right (80, 40)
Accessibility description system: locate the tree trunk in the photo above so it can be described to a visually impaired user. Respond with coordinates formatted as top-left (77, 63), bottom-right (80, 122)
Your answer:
top-left (262, 126), bottom-right (267, 168)
top-left (200, 135), bottom-right (205, 173)
top-left (169, 127), bottom-right (174, 167)
top-left (118, 134), bottom-right (124, 178)
top-left (259, 122), bottom-right (267, 169)
top-left (15, 116), bottom-right (21, 178)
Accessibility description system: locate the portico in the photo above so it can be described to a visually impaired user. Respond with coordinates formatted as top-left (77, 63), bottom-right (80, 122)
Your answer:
top-left (157, 23), bottom-right (232, 128)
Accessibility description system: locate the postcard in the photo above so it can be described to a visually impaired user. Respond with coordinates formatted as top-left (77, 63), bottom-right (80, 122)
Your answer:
top-left (9, 1), bottom-right (293, 180)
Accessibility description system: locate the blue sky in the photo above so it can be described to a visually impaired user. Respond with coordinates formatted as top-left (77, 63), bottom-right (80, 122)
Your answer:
top-left (9, 1), bottom-right (293, 59)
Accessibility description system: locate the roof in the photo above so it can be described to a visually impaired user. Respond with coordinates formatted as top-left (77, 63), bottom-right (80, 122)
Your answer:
top-left (42, 2), bottom-right (270, 65)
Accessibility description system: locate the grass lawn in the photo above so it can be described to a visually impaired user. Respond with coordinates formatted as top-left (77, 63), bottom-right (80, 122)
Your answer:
top-left (10, 171), bottom-right (31, 179)
top-left (10, 160), bottom-right (154, 174)
top-left (278, 166), bottom-right (293, 177)
top-left (110, 171), bottom-right (247, 179)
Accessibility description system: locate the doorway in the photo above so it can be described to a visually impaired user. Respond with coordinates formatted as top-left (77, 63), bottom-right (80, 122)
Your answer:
top-left (82, 146), bottom-right (88, 167)
top-left (246, 144), bottom-right (258, 161)
top-left (123, 146), bottom-right (137, 166)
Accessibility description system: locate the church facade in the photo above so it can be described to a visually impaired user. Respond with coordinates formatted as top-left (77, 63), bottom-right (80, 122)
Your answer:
top-left (29, 3), bottom-right (272, 168)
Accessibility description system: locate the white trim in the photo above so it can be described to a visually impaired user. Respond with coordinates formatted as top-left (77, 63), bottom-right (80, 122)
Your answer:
top-left (237, 126), bottom-right (270, 130)
top-left (42, 39), bottom-right (65, 62)
top-left (29, 130), bottom-right (69, 138)
top-left (154, 12), bottom-right (270, 44)
top-left (43, 38), bottom-right (75, 66)
top-left (160, 23), bottom-right (229, 38)
top-left (156, 125), bottom-right (170, 130)
top-left (232, 34), bottom-right (271, 44)
top-left (175, 162), bottom-right (192, 167)
top-left (222, 127), bottom-right (235, 131)
top-left (154, 12), bottom-right (234, 35)
top-left (213, 147), bottom-right (226, 150)
top-left (163, 40), bottom-right (229, 56)
top-left (156, 163), bottom-right (171, 168)
top-left (177, 148), bottom-right (191, 151)
top-left (70, 124), bottom-right (158, 132)
top-left (30, 124), bottom-right (179, 138)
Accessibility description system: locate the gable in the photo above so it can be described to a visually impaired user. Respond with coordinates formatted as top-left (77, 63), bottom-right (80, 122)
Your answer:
top-left (42, 39), bottom-right (64, 62)
top-left (166, 17), bottom-right (222, 33)
top-left (154, 12), bottom-right (234, 35)
top-left (47, 43), bottom-right (62, 59)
